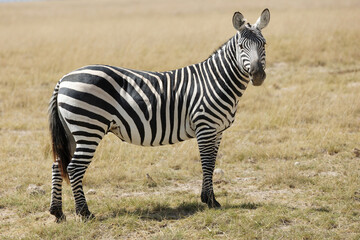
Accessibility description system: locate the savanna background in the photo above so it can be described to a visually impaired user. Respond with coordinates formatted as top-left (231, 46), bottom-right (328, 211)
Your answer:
top-left (0, 0), bottom-right (359, 239)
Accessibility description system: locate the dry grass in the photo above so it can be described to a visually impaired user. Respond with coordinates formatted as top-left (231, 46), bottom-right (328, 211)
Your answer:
top-left (0, 0), bottom-right (360, 239)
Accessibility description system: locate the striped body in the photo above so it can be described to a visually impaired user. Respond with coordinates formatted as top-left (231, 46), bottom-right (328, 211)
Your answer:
top-left (49, 9), bottom-right (270, 222)
top-left (57, 38), bottom-right (248, 147)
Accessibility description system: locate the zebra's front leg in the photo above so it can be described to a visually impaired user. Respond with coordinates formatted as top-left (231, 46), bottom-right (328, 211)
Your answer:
top-left (67, 153), bottom-right (95, 221)
top-left (50, 162), bottom-right (66, 222)
top-left (197, 130), bottom-right (222, 208)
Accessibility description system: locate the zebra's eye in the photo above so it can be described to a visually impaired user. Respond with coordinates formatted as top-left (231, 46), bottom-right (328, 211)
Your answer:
top-left (239, 43), bottom-right (243, 49)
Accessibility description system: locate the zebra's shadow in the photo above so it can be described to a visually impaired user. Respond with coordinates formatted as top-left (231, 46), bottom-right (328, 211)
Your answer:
top-left (222, 202), bottom-right (262, 210)
top-left (99, 201), bottom-right (206, 221)
top-left (99, 201), bottom-right (261, 222)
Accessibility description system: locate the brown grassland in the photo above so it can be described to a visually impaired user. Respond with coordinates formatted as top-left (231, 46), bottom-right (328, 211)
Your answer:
top-left (0, 0), bottom-right (360, 239)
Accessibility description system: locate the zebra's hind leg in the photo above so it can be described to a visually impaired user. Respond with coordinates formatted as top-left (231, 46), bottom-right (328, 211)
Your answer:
top-left (67, 143), bottom-right (98, 221)
top-left (197, 129), bottom-right (222, 208)
top-left (50, 162), bottom-right (66, 222)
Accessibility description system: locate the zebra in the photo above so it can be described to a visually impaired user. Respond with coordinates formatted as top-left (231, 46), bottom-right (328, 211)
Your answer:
top-left (49, 9), bottom-right (270, 222)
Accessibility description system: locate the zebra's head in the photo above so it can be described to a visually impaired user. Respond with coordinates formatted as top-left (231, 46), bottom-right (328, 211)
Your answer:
top-left (233, 9), bottom-right (270, 86)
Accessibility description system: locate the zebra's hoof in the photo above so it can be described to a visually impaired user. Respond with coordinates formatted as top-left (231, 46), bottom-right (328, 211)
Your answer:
top-left (50, 206), bottom-right (66, 223)
top-left (201, 191), bottom-right (221, 209)
top-left (55, 214), bottom-right (66, 223)
top-left (76, 205), bottom-right (95, 222)
top-left (84, 212), bottom-right (96, 222)
top-left (207, 198), bottom-right (221, 208)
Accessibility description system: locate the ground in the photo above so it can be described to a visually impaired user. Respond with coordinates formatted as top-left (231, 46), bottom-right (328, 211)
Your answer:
top-left (0, 0), bottom-right (359, 239)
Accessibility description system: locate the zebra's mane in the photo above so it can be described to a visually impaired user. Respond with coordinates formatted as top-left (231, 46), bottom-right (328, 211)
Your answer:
top-left (209, 35), bottom-right (236, 58)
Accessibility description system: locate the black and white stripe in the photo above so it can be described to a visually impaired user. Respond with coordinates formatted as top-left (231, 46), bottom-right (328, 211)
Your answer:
top-left (49, 9), bottom-right (270, 222)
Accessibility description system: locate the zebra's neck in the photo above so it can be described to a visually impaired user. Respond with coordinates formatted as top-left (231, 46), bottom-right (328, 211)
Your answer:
top-left (201, 34), bottom-right (250, 99)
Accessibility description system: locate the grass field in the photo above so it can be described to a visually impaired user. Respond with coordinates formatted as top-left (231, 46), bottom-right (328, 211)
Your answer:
top-left (0, 0), bottom-right (360, 239)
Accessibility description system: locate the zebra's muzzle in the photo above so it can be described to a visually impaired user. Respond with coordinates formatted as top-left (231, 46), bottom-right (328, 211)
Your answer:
top-left (249, 61), bottom-right (266, 86)
top-left (250, 71), bottom-right (266, 86)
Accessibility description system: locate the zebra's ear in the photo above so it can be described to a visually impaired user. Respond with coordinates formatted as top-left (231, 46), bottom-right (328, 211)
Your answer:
top-left (232, 12), bottom-right (246, 31)
top-left (254, 8), bottom-right (270, 30)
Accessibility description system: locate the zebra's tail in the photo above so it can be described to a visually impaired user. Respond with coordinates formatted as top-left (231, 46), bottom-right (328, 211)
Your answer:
top-left (48, 82), bottom-right (71, 182)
